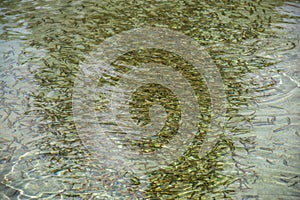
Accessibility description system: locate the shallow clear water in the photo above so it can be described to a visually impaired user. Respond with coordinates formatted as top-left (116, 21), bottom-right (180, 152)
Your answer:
top-left (0, 0), bottom-right (299, 199)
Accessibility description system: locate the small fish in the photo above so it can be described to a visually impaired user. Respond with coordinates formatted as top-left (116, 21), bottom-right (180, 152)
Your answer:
top-left (268, 105), bottom-right (284, 109)
top-left (259, 147), bottom-right (273, 152)
top-left (266, 159), bottom-right (274, 165)
top-left (270, 116), bottom-right (276, 124)
top-left (287, 117), bottom-right (291, 125)
top-left (288, 181), bottom-right (299, 187)
top-left (273, 126), bottom-right (286, 133)
top-left (279, 178), bottom-right (289, 183)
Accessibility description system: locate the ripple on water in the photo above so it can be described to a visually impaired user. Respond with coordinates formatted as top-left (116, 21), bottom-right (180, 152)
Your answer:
top-left (243, 68), bottom-right (299, 104)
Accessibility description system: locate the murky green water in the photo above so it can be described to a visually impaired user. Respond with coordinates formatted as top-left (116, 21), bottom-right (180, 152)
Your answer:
top-left (0, 0), bottom-right (300, 199)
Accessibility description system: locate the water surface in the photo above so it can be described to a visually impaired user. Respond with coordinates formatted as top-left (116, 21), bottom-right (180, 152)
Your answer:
top-left (0, 0), bottom-right (300, 199)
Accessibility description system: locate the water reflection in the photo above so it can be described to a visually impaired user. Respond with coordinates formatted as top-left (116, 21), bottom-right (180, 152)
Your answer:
top-left (0, 0), bottom-right (299, 199)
